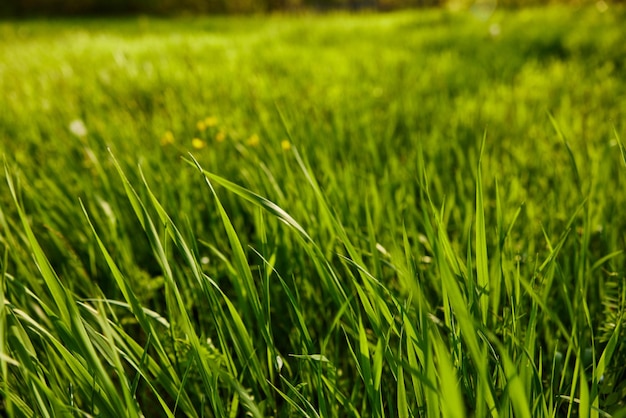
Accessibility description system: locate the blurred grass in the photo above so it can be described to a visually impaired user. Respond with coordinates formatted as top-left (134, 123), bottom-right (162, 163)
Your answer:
top-left (1, 5), bottom-right (626, 417)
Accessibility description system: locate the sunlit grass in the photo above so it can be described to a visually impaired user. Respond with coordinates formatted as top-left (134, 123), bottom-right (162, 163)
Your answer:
top-left (1, 5), bottom-right (626, 417)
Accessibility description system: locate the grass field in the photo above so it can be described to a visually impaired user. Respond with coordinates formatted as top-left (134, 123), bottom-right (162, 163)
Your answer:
top-left (1, 5), bottom-right (626, 417)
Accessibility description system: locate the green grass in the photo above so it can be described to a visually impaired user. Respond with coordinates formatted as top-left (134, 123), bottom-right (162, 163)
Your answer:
top-left (1, 5), bottom-right (626, 417)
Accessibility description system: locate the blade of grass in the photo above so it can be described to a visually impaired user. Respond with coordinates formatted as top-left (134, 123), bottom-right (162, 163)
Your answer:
top-left (476, 131), bottom-right (490, 326)
top-left (549, 113), bottom-right (582, 194)
top-left (0, 245), bottom-right (11, 417)
top-left (433, 332), bottom-right (465, 418)
top-left (184, 156), bottom-right (311, 242)
top-left (614, 127), bottom-right (626, 167)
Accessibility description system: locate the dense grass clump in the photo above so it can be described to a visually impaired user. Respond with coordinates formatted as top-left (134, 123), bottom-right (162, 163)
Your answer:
top-left (1, 6), bottom-right (626, 417)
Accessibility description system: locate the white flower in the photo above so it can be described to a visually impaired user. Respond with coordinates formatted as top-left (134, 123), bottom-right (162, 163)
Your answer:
top-left (489, 23), bottom-right (501, 37)
top-left (69, 119), bottom-right (87, 137)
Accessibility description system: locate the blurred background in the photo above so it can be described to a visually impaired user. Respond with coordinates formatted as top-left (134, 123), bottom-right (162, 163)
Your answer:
top-left (1, 0), bottom-right (622, 17)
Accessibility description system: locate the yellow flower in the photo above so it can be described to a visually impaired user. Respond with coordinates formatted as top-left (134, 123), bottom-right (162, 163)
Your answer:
top-left (204, 116), bottom-right (218, 127)
top-left (281, 140), bottom-right (291, 151)
top-left (161, 130), bottom-right (175, 146)
top-left (215, 130), bottom-right (226, 142)
top-left (246, 134), bottom-right (260, 147)
top-left (192, 138), bottom-right (206, 149)
top-left (196, 121), bottom-right (207, 131)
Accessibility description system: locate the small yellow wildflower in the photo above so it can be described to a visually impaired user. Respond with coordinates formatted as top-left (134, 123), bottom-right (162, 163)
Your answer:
top-left (192, 138), bottom-right (206, 149)
top-left (246, 134), bottom-right (260, 147)
top-left (160, 130), bottom-right (175, 146)
top-left (196, 121), bottom-right (207, 131)
top-left (204, 116), bottom-right (218, 127)
top-left (215, 130), bottom-right (226, 142)
top-left (281, 140), bottom-right (291, 151)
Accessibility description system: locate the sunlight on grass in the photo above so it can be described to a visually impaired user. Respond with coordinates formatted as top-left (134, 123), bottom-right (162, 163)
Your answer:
top-left (1, 6), bottom-right (626, 417)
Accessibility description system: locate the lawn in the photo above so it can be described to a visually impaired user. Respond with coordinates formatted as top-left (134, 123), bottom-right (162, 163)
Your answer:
top-left (1, 5), bottom-right (626, 417)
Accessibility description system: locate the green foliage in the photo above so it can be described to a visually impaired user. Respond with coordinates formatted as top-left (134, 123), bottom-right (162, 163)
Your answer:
top-left (1, 6), bottom-right (626, 417)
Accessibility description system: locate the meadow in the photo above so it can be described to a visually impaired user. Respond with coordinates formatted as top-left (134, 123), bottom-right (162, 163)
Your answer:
top-left (1, 5), bottom-right (626, 417)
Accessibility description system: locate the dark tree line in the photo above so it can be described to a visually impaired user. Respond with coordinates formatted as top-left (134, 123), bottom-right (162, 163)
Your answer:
top-left (2, 0), bottom-right (448, 17)
top-left (0, 0), bottom-right (621, 17)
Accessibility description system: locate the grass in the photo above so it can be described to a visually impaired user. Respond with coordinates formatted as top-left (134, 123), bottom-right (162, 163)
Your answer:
top-left (1, 5), bottom-right (626, 417)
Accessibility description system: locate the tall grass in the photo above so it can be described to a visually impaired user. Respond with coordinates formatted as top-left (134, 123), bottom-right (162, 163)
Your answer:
top-left (1, 5), bottom-right (626, 417)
